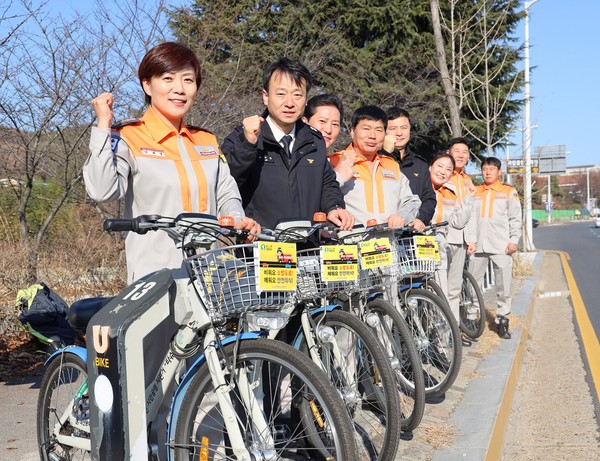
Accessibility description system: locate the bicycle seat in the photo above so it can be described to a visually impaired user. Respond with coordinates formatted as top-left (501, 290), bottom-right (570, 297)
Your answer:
top-left (68, 297), bottom-right (114, 331)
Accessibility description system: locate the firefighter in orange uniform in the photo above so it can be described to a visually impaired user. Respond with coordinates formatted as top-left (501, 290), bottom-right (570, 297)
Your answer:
top-left (470, 157), bottom-right (522, 339)
top-left (84, 42), bottom-right (259, 282)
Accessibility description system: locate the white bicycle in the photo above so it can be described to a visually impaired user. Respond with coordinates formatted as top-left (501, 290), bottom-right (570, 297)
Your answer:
top-left (37, 213), bottom-right (357, 461)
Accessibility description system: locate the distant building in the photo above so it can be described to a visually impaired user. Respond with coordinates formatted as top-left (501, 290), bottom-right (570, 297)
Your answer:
top-left (532, 164), bottom-right (600, 211)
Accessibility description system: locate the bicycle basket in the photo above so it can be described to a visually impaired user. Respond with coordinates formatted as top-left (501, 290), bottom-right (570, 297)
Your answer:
top-left (395, 236), bottom-right (439, 277)
top-left (188, 244), bottom-right (291, 320)
top-left (296, 248), bottom-right (358, 300)
top-left (355, 238), bottom-right (401, 290)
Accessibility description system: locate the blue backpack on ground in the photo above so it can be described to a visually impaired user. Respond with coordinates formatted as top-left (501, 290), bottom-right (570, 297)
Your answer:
top-left (14, 282), bottom-right (75, 351)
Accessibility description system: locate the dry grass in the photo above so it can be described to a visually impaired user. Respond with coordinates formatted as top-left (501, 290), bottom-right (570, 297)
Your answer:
top-left (0, 213), bottom-right (127, 339)
top-left (513, 253), bottom-right (536, 278)
top-left (473, 311), bottom-right (523, 357)
top-left (420, 422), bottom-right (455, 449)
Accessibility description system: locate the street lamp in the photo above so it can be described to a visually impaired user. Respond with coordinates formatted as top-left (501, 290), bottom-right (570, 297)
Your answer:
top-left (522, 0), bottom-right (538, 251)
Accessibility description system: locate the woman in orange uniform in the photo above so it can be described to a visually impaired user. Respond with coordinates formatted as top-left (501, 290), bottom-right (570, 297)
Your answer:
top-left (429, 152), bottom-right (475, 320)
top-left (84, 42), bottom-right (258, 282)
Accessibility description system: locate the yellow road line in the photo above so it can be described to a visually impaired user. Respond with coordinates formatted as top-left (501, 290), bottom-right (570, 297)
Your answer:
top-left (486, 250), bottom-right (600, 460)
top-left (484, 262), bottom-right (538, 461)
top-left (554, 250), bottom-right (600, 401)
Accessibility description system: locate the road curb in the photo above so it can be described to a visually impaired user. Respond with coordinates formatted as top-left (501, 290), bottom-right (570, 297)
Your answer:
top-left (431, 251), bottom-right (543, 461)
top-left (483, 252), bottom-right (540, 461)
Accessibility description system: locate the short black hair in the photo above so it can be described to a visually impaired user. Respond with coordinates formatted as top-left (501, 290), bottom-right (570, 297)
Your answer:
top-left (446, 137), bottom-right (471, 150)
top-left (304, 94), bottom-right (344, 121)
top-left (481, 156), bottom-right (502, 169)
top-left (386, 107), bottom-right (411, 125)
top-left (351, 105), bottom-right (387, 130)
top-left (263, 58), bottom-right (313, 93)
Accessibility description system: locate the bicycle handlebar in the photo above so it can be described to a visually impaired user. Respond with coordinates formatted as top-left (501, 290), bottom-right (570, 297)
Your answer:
top-left (103, 213), bottom-right (277, 242)
top-left (103, 215), bottom-right (165, 234)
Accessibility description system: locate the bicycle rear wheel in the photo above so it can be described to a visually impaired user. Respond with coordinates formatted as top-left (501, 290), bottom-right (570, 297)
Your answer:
top-left (460, 269), bottom-right (487, 339)
top-left (173, 338), bottom-right (357, 461)
top-left (398, 288), bottom-right (462, 399)
top-left (362, 297), bottom-right (425, 432)
top-left (37, 353), bottom-right (91, 461)
top-left (298, 309), bottom-right (401, 461)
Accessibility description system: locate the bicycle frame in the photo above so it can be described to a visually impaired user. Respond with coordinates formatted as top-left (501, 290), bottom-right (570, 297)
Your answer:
top-left (43, 268), bottom-right (277, 461)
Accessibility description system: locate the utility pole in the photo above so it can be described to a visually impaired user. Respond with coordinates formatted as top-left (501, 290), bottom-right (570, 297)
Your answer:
top-left (587, 167), bottom-right (591, 212)
top-left (522, 0), bottom-right (538, 251)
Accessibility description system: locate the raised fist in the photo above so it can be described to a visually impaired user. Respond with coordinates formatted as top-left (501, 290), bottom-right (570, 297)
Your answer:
top-left (91, 92), bottom-right (114, 129)
top-left (242, 115), bottom-right (265, 145)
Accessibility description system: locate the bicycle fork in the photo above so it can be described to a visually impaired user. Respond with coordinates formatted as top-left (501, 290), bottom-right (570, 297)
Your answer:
top-left (299, 310), bottom-right (359, 404)
top-left (396, 294), bottom-right (431, 351)
top-left (203, 330), bottom-right (276, 461)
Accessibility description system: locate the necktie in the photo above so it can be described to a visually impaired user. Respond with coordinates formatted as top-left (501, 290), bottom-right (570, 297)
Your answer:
top-left (282, 135), bottom-right (293, 161)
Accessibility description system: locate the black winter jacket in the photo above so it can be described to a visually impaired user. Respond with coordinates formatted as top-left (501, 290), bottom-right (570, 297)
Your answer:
top-left (221, 118), bottom-right (345, 229)
top-left (387, 147), bottom-right (436, 224)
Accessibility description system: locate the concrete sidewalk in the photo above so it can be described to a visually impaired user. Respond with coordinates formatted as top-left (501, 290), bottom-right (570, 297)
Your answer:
top-left (396, 251), bottom-right (543, 460)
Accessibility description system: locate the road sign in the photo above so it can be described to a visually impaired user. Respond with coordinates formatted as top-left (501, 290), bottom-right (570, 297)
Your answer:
top-left (535, 145), bottom-right (567, 175)
top-left (507, 158), bottom-right (539, 174)
top-left (545, 202), bottom-right (554, 214)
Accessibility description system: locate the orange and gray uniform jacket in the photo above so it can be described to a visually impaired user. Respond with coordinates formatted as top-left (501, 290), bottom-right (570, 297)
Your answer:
top-left (474, 180), bottom-right (522, 254)
top-left (83, 107), bottom-right (245, 282)
top-left (446, 170), bottom-right (478, 245)
top-left (431, 183), bottom-right (475, 267)
top-left (329, 146), bottom-right (421, 226)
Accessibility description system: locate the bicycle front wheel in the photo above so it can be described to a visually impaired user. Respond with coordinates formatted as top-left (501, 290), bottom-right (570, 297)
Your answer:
top-left (173, 338), bottom-right (357, 461)
top-left (299, 309), bottom-right (401, 461)
top-left (363, 297), bottom-right (425, 432)
top-left (398, 288), bottom-right (462, 399)
top-left (37, 352), bottom-right (91, 461)
top-left (460, 269), bottom-right (486, 339)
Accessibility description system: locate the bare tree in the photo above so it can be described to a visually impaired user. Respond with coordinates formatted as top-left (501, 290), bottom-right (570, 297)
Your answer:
top-left (430, 0), bottom-right (462, 138)
top-left (0, 0), bottom-right (171, 282)
top-left (430, 0), bottom-right (523, 154)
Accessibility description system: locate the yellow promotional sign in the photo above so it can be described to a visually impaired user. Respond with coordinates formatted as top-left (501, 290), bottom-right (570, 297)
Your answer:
top-left (321, 245), bottom-right (359, 281)
top-left (255, 242), bottom-right (297, 291)
top-left (359, 238), bottom-right (393, 268)
top-left (414, 235), bottom-right (440, 261)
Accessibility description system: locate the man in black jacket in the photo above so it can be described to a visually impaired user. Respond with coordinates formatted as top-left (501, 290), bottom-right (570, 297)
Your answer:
top-left (221, 58), bottom-right (354, 230)
top-left (383, 107), bottom-right (436, 230)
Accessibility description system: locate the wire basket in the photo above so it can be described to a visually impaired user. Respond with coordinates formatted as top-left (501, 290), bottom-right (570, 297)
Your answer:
top-left (188, 244), bottom-right (291, 321)
top-left (296, 248), bottom-right (359, 300)
top-left (355, 238), bottom-right (402, 290)
top-left (395, 236), bottom-right (439, 277)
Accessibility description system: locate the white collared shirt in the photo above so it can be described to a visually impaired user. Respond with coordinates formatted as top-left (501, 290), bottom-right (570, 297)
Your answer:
top-left (266, 116), bottom-right (296, 153)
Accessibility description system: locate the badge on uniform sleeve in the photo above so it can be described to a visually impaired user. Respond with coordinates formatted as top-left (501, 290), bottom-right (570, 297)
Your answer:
top-left (110, 136), bottom-right (120, 153)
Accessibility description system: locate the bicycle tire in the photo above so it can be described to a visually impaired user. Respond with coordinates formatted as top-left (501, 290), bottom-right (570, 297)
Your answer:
top-left (173, 338), bottom-right (357, 461)
top-left (460, 269), bottom-right (487, 339)
top-left (37, 353), bottom-right (91, 461)
top-left (398, 288), bottom-right (463, 399)
top-left (297, 309), bottom-right (401, 461)
top-left (363, 297), bottom-right (426, 432)
top-left (423, 278), bottom-right (448, 305)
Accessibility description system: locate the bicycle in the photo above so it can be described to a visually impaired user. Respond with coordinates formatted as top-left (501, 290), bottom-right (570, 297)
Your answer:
top-left (37, 213), bottom-right (357, 461)
top-left (459, 256), bottom-right (487, 339)
top-left (271, 217), bottom-right (425, 435)
top-left (331, 220), bottom-right (427, 432)
top-left (249, 217), bottom-right (403, 460)
top-left (390, 223), bottom-right (463, 399)
top-left (410, 255), bottom-right (486, 341)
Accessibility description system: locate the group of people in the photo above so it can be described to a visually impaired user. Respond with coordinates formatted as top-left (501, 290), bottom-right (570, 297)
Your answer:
top-left (83, 42), bottom-right (522, 340)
